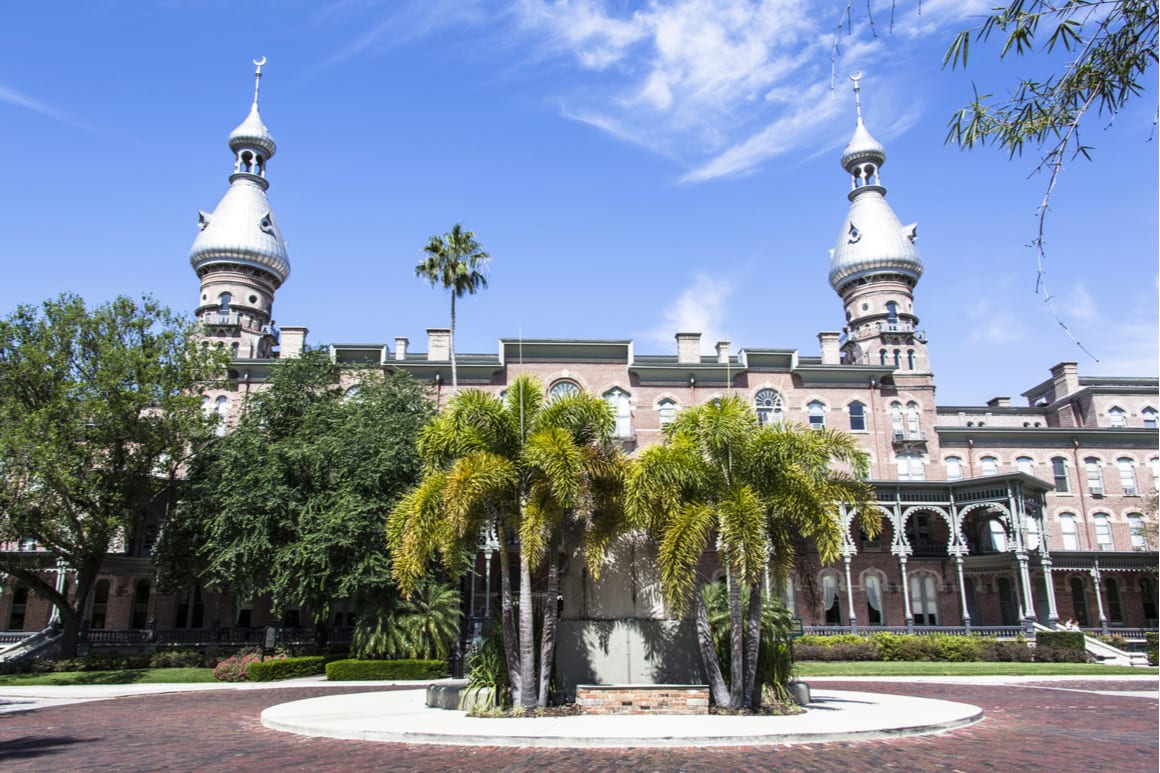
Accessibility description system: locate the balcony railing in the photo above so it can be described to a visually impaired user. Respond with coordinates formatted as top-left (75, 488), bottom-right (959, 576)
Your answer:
top-left (204, 312), bottom-right (241, 328)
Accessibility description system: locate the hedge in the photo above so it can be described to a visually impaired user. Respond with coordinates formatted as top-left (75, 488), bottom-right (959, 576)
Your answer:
top-left (1036, 631), bottom-right (1086, 651)
top-left (325, 659), bottom-right (448, 681)
top-left (247, 656), bottom-right (326, 682)
top-left (790, 632), bottom-right (1080, 662)
top-left (1145, 632), bottom-right (1158, 667)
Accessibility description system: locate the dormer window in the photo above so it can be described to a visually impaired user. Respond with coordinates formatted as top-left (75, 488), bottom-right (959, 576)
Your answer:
top-left (1108, 407), bottom-right (1126, 428)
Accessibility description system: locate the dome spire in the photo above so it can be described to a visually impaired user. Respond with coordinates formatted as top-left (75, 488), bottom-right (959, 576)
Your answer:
top-left (852, 71), bottom-right (865, 124)
top-left (251, 56), bottom-right (266, 109)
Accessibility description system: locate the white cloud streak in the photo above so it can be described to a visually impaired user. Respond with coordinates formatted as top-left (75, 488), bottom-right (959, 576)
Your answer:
top-left (0, 84), bottom-right (81, 127)
top-left (644, 273), bottom-right (734, 352)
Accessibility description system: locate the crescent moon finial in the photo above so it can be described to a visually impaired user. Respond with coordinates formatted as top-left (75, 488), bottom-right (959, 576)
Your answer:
top-left (850, 71), bottom-right (864, 123)
top-left (251, 57), bottom-right (266, 106)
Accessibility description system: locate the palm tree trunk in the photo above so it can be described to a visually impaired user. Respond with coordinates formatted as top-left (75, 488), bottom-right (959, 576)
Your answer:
top-left (496, 532), bottom-right (522, 701)
top-left (743, 582), bottom-right (763, 709)
top-left (517, 555), bottom-right (536, 708)
top-left (449, 291), bottom-right (457, 388)
top-left (693, 584), bottom-right (732, 707)
top-left (537, 544), bottom-right (560, 707)
top-left (728, 567), bottom-right (745, 708)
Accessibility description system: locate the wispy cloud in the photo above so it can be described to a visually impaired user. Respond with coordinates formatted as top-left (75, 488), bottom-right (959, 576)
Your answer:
top-left (966, 298), bottom-right (1027, 345)
top-left (0, 84), bottom-right (83, 128)
top-left (324, 1), bottom-right (981, 180)
top-left (644, 273), bottom-right (734, 352)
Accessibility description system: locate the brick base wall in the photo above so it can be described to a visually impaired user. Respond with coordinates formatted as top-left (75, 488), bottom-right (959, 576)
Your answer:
top-left (576, 684), bottom-right (709, 715)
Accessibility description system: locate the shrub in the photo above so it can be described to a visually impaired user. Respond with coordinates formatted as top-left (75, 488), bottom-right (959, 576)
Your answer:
top-left (149, 649), bottom-right (208, 669)
top-left (213, 649), bottom-right (266, 682)
top-left (1036, 631), bottom-right (1086, 651)
top-left (794, 642), bottom-right (876, 661)
top-left (1146, 633), bottom-right (1158, 667)
top-left (325, 659), bottom-right (448, 681)
top-left (248, 656), bottom-right (326, 682)
top-left (983, 640), bottom-right (1035, 662)
top-left (1033, 645), bottom-right (1091, 663)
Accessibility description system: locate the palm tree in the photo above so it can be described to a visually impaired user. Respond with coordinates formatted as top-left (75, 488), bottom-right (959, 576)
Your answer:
top-left (388, 375), bottom-right (627, 708)
top-left (627, 395), bottom-right (877, 708)
top-left (414, 224), bottom-right (489, 388)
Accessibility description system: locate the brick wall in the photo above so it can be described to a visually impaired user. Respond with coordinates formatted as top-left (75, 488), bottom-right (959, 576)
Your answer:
top-left (576, 685), bottom-right (709, 715)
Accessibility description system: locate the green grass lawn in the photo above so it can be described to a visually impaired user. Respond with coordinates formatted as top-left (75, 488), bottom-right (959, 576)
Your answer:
top-left (0, 668), bottom-right (216, 686)
top-left (795, 661), bottom-right (1157, 677)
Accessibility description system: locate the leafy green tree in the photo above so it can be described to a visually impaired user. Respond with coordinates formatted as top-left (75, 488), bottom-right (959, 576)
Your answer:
top-left (388, 374), bottom-right (627, 708)
top-left (0, 294), bottom-right (223, 657)
top-left (627, 396), bottom-right (876, 709)
top-left (414, 223), bottom-right (490, 388)
top-left (164, 350), bottom-right (433, 637)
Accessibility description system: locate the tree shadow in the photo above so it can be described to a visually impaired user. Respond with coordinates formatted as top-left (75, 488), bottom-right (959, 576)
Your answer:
top-left (0, 735), bottom-right (95, 763)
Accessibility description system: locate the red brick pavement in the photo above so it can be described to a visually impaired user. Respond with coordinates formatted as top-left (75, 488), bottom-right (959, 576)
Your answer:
top-left (0, 680), bottom-right (1155, 773)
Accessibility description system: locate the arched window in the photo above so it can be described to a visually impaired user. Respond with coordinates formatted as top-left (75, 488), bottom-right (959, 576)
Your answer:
top-left (1059, 513), bottom-right (1079, 550)
top-left (945, 456), bottom-right (963, 480)
top-left (905, 401), bottom-right (920, 438)
top-left (885, 301), bottom-right (899, 323)
top-left (909, 575), bottom-right (939, 625)
top-left (604, 388), bottom-right (632, 438)
top-left (7, 585), bottom-right (29, 630)
top-left (997, 576), bottom-right (1018, 625)
top-left (1070, 577), bottom-right (1090, 626)
top-left (865, 574), bottom-right (884, 625)
top-left (1016, 456), bottom-right (1034, 476)
top-left (213, 396), bottom-right (229, 436)
top-left (1141, 577), bottom-right (1158, 624)
top-left (890, 402), bottom-right (903, 433)
top-left (822, 573), bottom-right (842, 625)
top-left (657, 399), bottom-right (677, 427)
top-left (1107, 406), bottom-right (1126, 427)
top-left (1117, 458), bottom-right (1138, 495)
top-left (218, 292), bottom-right (232, 313)
top-left (1051, 457), bottom-right (1070, 493)
top-left (980, 456), bottom-right (999, 476)
top-left (1128, 513), bottom-right (1147, 550)
top-left (1105, 577), bottom-right (1124, 624)
top-left (848, 401), bottom-right (866, 431)
top-left (987, 518), bottom-right (1008, 551)
top-left (879, 349), bottom-right (888, 366)
top-left (1142, 407), bottom-right (1158, 429)
top-left (548, 380), bottom-right (580, 401)
top-left (893, 349), bottom-right (901, 368)
top-left (754, 389), bottom-right (784, 426)
top-left (1084, 457), bottom-right (1103, 496)
top-left (229, 341), bottom-right (239, 357)
top-left (807, 401), bottom-right (826, 430)
top-left (906, 349), bottom-right (916, 370)
top-left (90, 579), bottom-right (110, 630)
top-left (1093, 513), bottom-right (1113, 549)
top-left (779, 577), bottom-right (796, 615)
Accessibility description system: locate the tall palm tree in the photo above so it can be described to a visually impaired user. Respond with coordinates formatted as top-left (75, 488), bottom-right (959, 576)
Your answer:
top-left (388, 375), bottom-right (627, 708)
top-left (627, 395), bottom-right (877, 708)
top-left (414, 224), bottom-right (489, 388)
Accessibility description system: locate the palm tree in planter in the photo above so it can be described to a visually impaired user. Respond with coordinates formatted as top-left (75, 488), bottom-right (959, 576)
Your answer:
top-left (626, 395), bottom-right (878, 709)
top-left (414, 223), bottom-right (489, 388)
top-left (388, 374), bottom-right (628, 708)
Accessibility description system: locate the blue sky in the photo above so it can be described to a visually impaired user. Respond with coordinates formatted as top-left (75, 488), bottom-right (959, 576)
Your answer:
top-left (0, 1), bottom-right (1155, 405)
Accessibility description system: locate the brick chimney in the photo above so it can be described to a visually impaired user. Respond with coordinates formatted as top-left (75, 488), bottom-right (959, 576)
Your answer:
top-left (818, 331), bottom-right (841, 365)
top-left (427, 329), bottom-right (451, 361)
top-left (676, 332), bottom-right (701, 364)
top-left (279, 326), bottom-right (308, 358)
top-left (394, 337), bottom-right (409, 361)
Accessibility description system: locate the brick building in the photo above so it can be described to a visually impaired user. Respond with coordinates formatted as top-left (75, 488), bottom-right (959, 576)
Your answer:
top-left (2, 67), bottom-right (1156, 656)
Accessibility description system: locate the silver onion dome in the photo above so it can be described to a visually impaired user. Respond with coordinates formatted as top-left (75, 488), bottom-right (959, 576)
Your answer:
top-left (228, 102), bottom-right (277, 160)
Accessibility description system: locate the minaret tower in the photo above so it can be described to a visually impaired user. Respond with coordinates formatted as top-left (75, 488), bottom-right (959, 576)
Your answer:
top-left (190, 58), bottom-right (290, 359)
top-left (829, 74), bottom-right (928, 374)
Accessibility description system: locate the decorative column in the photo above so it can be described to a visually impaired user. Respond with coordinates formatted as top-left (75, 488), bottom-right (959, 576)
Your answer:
top-left (1016, 550), bottom-right (1036, 629)
top-left (1090, 562), bottom-right (1108, 636)
top-left (1041, 554), bottom-right (1060, 625)
top-left (899, 556), bottom-right (914, 633)
top-left (843, 555), bottom-right (858, 633)
top-left (953, 554), bottom-right (971, 629)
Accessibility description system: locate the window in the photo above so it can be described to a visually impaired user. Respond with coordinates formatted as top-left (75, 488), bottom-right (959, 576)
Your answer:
top-left (1107, 406), bottom-right (1126, 427)
top-left (848, 401), bottom-right (866, 432)
top-left (1128, 514), bottom-right (1148, 550)
top-left (945, 456), bottom-right (963, 480)
top-left (1093, 513), bottom-right (1113, 550)
top-left (754, 389), bottom-right (783, 426)
top-left (807, 401), bottom-right (826, 430)
top-left (1084, 457), bottom-right (1103, 495)
top-left (6, 585), bottom-right (29, 630)
top-left (987, 519), bottom-right (1008, 551)
top-left (657, 399), bottom-right (677, 427)
top-left (1070, 577), bottom-right (1090, 626)
top-left (980, 456), bottom-right (999, 476)
top-left (822, 573), bottom-right (842, 625)
top-left (885, 301), bottom-right (899, 323)
top-left (604, 388), bottom-right (632, 438)
top-left (1026, 517), bottom-right (1042, 551)
top-left (1117, 458), bottom-right (1138, 495)
top-left (131, 580), bottom-right (151, 629)
top-left (218, 292), bottom-right (232, 313)
top-left (175, 585), bottom-right (205, 629)
top-left (213, 396), bottom-right (229, 436)
top-left (909, 575), bottom-right (939, 625)
top-left (906, 402), bottom-right (920, 438)
top-left (1059, 514), bottom-right (1079, 550)
top-left (1152, 458), bottom-right (1160, 490)
top-left (865, 574), bottom-right (884, 625)
top-left (893, 349), bottom-right (901, 368)
top-left (90, 579), bottom-right (110, 629)
top-left (1143, 407), bottom-right (1157, 429)
top-left (879, 349), bottom-right (888, 366)
top-left (1016, 456), bottom-right (1034, 476)
top-left (1051, 457), bottom-right (1070, 493)
top-left (907, 349), bottom-right (916, 370)
top-left (896, 453), bottom-right (925, 480)
top-left (548, 380), bottom-right (580, 401)
top-left (1106, 577), bottom-right (1124, 624)
top-left (890, 402), bottom-right (903, 433)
